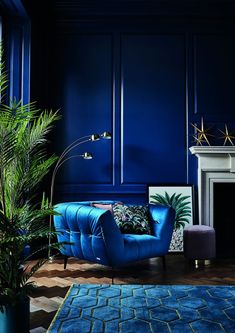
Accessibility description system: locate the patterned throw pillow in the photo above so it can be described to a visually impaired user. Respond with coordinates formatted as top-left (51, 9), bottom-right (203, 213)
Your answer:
top-left (91, 202), bottom-right (123, 214)
top-left (91, 203), bottom-right (114, 213)
top-left (112, 204), bottom-right (151, 235)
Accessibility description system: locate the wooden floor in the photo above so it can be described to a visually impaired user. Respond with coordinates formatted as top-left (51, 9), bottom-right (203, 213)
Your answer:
top-left (29, 254), bottom-right (235, 332)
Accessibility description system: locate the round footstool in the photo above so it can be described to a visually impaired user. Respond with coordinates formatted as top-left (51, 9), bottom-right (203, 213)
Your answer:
top-left (183, 225), bottom-right (216, 266)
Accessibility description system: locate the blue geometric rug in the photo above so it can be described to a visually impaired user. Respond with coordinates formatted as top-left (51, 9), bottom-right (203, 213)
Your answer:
top-left (47, 284), bottom-right (235, 333)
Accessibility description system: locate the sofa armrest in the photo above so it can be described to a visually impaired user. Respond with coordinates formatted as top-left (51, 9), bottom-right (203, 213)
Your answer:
top-left (149, 203), bottom-right (175, 250)
top-left (53, 202), bottom-right (124, 266)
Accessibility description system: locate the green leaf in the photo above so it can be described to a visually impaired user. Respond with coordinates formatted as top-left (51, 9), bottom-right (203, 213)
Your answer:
top-left (0, 43), bottom-right (62, 300)
top-left (175, 221), bottom-right (187, 229)
top-left (165, 191), bottom-right (171, 204)
top-left (150, 194), bottom-right (169, 206)
top-left (175, 217), bottom-right (190, 223)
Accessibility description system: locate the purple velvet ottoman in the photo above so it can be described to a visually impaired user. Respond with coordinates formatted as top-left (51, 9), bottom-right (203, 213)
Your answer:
top-left (183, 225), bottom-right (216, 262)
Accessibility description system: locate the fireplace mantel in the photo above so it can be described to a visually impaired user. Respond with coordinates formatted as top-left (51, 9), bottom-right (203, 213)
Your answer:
top-left (190, 146), bottom-right (235, 226)
top-left (190, 146), bottom-right (235, 173)
top-left (190, 146), bottom-right (235, 154)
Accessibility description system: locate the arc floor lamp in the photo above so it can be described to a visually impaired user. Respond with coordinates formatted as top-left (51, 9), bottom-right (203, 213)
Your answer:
top-left (48, 131), bottom-right (112, 260)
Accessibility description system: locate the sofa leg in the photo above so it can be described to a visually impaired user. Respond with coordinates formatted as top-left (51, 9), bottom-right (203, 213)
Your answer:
top-left (161, 256), bottom-right (166, 269)
top-left (64, 256), bottom-right (68, 269)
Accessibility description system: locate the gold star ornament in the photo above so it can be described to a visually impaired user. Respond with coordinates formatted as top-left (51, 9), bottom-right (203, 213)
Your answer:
top-left (192, 134), bottom-right (207, 146)
top-left (218, 124), bottom-right (235, 146)
top-left (191, 118), bottom-right (213, 146)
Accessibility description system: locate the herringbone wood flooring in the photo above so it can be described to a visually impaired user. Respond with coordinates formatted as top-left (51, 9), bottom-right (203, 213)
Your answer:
top-left (29, 255), bottom-right (235, 332)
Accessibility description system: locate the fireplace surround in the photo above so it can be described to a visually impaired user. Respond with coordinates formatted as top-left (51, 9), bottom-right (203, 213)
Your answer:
top-left (189, 146), bottom-right (235, 227)
top-left (190, 146), bottom-right (235, 257)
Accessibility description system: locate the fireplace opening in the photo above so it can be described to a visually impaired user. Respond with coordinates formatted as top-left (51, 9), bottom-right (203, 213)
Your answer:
top-left (214, 183), bottom-right (235, 258)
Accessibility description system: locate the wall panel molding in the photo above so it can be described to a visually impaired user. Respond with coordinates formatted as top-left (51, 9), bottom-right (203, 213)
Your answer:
top-left (52, 32), bottom-right (114, 186)
top-left (25, 2), bottom-right (235, 202)
top-left (193, 33), bottom-right (235, 120)
top-left (120, 33), bottom-right (187, 185)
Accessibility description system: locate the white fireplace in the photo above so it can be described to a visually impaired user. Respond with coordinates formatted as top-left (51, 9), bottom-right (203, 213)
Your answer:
top-left (190, 146), bottom-right (235, 227)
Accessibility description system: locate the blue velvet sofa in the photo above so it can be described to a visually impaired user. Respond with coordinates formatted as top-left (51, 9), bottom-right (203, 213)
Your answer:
top-left (53, 201), bottom-right (175, 268)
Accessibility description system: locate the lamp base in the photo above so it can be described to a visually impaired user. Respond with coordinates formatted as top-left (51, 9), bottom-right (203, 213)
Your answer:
top-left (48, 255), bottom-right (54, 263)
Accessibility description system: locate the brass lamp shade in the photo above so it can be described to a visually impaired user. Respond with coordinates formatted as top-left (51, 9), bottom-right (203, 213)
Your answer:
top-left (83, 152), bottom-right (93, 159)
top-left (90, 132), bottom-right (112, 141)
top-left (91, 134), bottom-right (100, 141)
top-left (101, 131), bottom-right (112, 139)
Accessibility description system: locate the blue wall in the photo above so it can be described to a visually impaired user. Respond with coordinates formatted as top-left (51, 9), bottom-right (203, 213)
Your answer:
top-left (22, 1), bottom-right (235, 204)
top-left (1, 0), bottom-right (30, 105)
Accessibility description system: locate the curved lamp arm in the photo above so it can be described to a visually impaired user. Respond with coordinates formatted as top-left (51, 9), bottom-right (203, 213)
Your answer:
top-left (50, 132), bottom-right (111, 207)
top-left (48, 131), bottom-right (111, 260)
top-left (49, 152), bottom-right (93, 210)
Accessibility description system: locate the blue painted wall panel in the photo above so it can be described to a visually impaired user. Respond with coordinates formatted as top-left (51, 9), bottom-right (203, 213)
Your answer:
top-left (19, 3), bottom-right (235, 203)
top-left (54, 34), bottom-right (113, 185)
top-left (121, 34), bottom-right (186, 184)
top-left (194, 34), bottom-right (235, 118)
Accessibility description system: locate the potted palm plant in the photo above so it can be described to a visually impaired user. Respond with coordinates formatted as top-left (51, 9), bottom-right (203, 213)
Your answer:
top-left (0, 45), bottom-right (60, 332)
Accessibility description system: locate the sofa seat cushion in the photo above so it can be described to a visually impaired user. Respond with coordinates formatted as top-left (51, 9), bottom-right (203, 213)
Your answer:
top-left (122, 234), bottom-right (164, 263)
top-left (113, 204), bottom-right (151, 234)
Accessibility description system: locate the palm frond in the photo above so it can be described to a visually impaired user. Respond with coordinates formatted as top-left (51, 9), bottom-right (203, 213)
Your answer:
top-left (150, 191), bottom-right (192, 229)
top-left (0, 43), bottom-right (8, 96)
top-left (150, 194), bottom-right (169, 205)
top-left (21, 258), bottom-right (47, 285)
top-left (175, 217), bottom-right (190, 223)
top-left (0, 43), bottom-right (61, 300)
top-left (165, 191), bottom-right (171, 204)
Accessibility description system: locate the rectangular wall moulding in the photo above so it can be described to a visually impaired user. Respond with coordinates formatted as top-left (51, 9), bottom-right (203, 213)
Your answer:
top-left (193, 34), bottom-right (235, 116)
top-left (53, 33), bottom-right (114, 185)
top-left (121, 34), bottom-right (187, 184)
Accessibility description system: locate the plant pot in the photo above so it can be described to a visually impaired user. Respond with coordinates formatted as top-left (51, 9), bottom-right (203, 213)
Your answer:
top-left (0, 296), bottom-right (30, 333)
